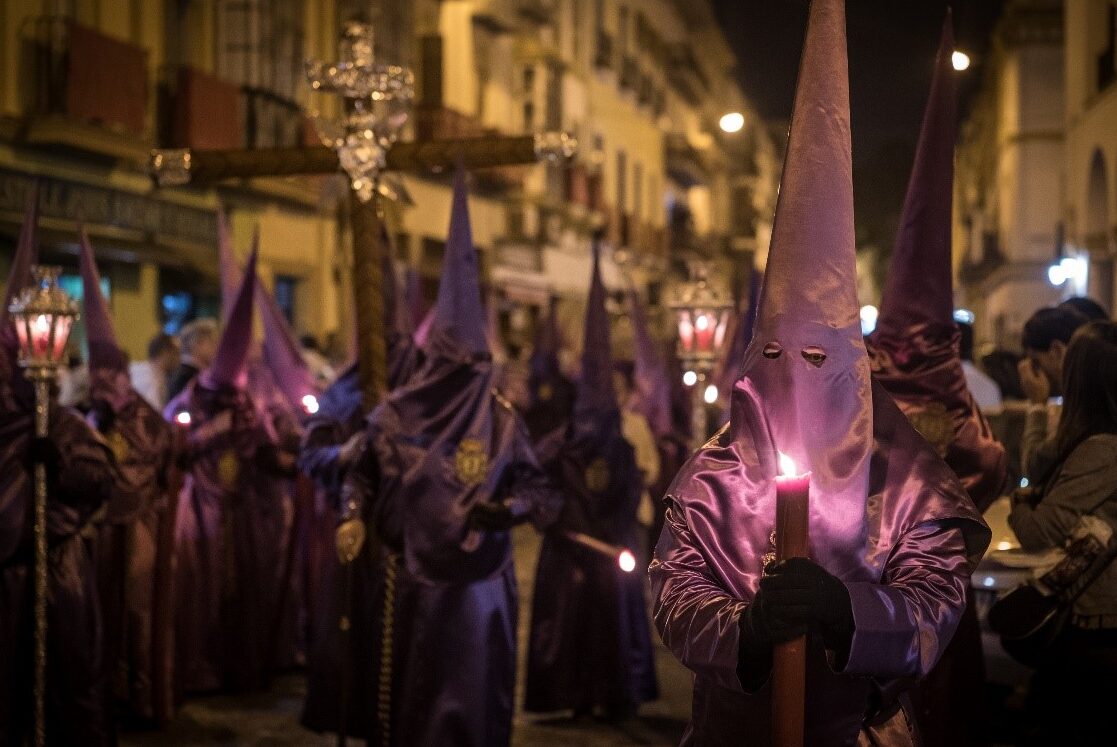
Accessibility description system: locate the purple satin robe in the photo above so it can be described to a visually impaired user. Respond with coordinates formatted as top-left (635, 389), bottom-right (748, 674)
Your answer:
top-left (165, 380), bottom-right (286, 693)
top-left (0, 405), bottom-right (117, 747)
top-left (305, 353), bottom-right (560, 745)
top-left (89, 391), bottom-right (175, 724)
top-left (525, 406), bottom-right (659, 712)
top-left (650, 381), bottom-right (990, 746)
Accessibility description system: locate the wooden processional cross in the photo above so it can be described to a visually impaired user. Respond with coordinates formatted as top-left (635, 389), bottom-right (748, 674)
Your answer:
top-left (149, 22), bottom-right (574, 747)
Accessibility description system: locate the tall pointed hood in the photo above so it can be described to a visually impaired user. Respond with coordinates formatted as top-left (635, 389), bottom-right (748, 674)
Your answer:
top-left (428, 165), bottom-right (488, 357)
top-left (741, 0), bottom-right (867, 490)
top-left (529, 296), bottom-right (562, 384)
top-left (1, 183), bottom-right (40, 337)
top-left (0, 184), bottom-right (40, 411)
top-left (216, 208), bottom-right (241, 318)
top-left (867, 12), bottom-right (1007, 509)
top-left (256, 274), bottom-right (317, 413)
top-left (78, 223), bottom-right (127, 374)
top-left (877, 12), bottom-right (957, 332)
top-left (627, 284), bottom-right (672, 438)
top-left (574, 241), bottom-right (616, 421)
top-left (204, 244), bottom-right (258, 390)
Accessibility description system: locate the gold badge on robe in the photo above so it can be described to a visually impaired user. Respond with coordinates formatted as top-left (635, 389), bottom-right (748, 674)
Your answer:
top-left (905, 402), bottom-right (953, 458)
top-left (585, 458), bottom-right (610, 493)
top-left (217, 449), bottom-right (239, 490)
top-left (107, 430), bottom-right (130, 465)
top-left (454, 438), bottom-right (488, 487)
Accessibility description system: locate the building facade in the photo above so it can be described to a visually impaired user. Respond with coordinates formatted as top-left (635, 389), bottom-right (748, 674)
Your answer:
top-left (0, 0), bottom-right (777, 368)
top-left (1064, 0), bottom-right (1117, 312)
top-left (954, 0), bottom-right (1066, 353)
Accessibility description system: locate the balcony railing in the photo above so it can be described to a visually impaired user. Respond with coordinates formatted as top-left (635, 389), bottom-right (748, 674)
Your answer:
top-left (24, 16), bottom-right (149, 137)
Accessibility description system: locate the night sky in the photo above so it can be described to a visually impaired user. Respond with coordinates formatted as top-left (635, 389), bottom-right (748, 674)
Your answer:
top-left (710, 0), bottom-right (1006, 265)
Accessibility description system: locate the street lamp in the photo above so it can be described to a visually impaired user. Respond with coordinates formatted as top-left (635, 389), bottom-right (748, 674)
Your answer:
top-left (669, 263), bottom-right (733, 449)
top-left (719, 112), bottom-right (745, 133)
top-left (951, 50), bottom-right (971, 71)
top-left (7, 265), bottom-right (79, 747)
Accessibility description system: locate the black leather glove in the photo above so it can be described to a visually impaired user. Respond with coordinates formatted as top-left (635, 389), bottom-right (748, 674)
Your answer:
top-left (468, 501), bottom-right (516, 531)
top-left (759, 557), bottom-right (855, 657)
top-left (88, 399), bottom-right (116, 434)
top-left (28, 436), bottom-right (61, 473)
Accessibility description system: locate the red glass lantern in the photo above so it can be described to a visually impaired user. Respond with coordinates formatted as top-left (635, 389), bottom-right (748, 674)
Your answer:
top-left (8, 266), bottom-right (79, 380)
top-left (669, 263), bottom-right (732, 372)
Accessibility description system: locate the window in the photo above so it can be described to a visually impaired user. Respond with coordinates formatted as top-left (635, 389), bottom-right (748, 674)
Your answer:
top-left (633, 162), bottom-right (643, 221)
top-left (522, 66), bottom-right (536, 130)
top-left (274, 274), bottom-right (298, 324)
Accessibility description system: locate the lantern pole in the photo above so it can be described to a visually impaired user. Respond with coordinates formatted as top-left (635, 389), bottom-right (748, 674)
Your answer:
top-left (8, 266), bottom-right (79, 747)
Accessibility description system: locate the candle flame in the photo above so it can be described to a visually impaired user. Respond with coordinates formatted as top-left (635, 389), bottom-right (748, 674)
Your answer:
top-left (617, 550), bottom-right (637, 573)
top-left (175, 411), bottom-right (192, 426)
top-left (778, 452), bottom-right (798, 477)
top-left (302, 394), bottom-right (320, 414)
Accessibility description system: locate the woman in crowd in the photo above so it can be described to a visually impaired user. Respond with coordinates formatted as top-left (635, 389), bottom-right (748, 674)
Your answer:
top-left (1009, 320), bottom-right (1117, 745)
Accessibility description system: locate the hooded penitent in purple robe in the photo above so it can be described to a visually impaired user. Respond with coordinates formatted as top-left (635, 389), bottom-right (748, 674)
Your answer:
top-left (304, 166), bottom-right (560, 746)
top-left (649, 2), bottom-right (991, 745)
top-left (165, 246), bottom-right (290, 692)
top-left (219, 219), bottom-right (307, 671)
top-left (628, 284), bottom-right (673, 440)
top-left (1, 190), bottom-right (119, 746)
top-left (864, 16), bottom-right (1007, 747)
top-left (525, 243), bottom-right (658, 715)
top-left (79, 227), bottom-right (177, 725)
top-left (523, 297), bottom-right (575, 464)
top-left (298, 227), bottom-right (423, 656)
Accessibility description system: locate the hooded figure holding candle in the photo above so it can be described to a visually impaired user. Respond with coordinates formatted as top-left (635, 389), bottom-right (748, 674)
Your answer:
top-left (865, 15), bottom-right (1007, 747)
top-left (523, 296), bottom-right (575, 465)
top-left (649, 1), bottom-right (991, 744)
top-left (165, 247), bottom-right (292, 693)
top-left (79, 227), bottom-right (178, 726)
top-left (0, 190), bottom-right (118, 746)
top-left (306, 166), bottom-right (560, 745)
top-left (525, 242), bottom-right (658, 718)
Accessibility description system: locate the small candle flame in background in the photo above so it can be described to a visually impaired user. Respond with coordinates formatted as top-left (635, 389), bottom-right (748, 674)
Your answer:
top-left (175, 411), bottom-right (192, 426)
top-left (778, 451), bottom-right (798, 477)
top-left (302, 394), bottom-right (320, 415)
top-left (617, 550), bottom-right (637, 573)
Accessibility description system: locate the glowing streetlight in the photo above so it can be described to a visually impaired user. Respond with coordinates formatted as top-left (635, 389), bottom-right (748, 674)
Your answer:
top-left (951, 51), bottom-right (971, 71)
top-left (719, 112), bottom-right (745, 134)
top-left (682, 370), bottom-right (698, 387)
top-left (703, 384), bottom-right (719, 404)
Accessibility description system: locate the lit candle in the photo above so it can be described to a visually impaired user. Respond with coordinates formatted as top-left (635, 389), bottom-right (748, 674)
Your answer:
top-left (772, 452), bottom-right (810, 747)
top-left (693, 311), bottom-right (715, 352)
top-left (301, 393), bottom-right (320, 415)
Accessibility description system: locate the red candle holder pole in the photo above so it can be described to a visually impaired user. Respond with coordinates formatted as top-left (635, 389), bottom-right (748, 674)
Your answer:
top-left (772, 455), bottom-right (810, 747)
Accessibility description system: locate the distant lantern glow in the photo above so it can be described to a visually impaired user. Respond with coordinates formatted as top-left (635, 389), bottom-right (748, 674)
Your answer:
top-left (778, 451), bottom-right (799, 478)
top-left (859, 304), bottom-right (879, 336)
top-left (951, 51), bottom-right (971, 71)
top-left (703, 384), bottom-right (718, 404)
top-left (618, 550), bottom-right (637, 573)
top-left (175, 411), bottom-right (192, 426)
top-left (302, 393), bottom-right (320, 415)
top-left (996, 541), bottom-right (1014, 551)
top-left (682, 370), bottom-right (698, 387)
top-left (1048, 256), bottom-right (1089, 290)
top-left (719, 112), bottom-right (745, 133)
top-left (953, 308), bottom-right (975, 325)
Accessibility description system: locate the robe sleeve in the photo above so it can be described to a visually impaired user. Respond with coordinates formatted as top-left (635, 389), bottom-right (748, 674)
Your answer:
top-left (842, 520), bottom-right (972, 679)
top-left (507, 417), bottom-right (562, 531)
top-left (649, 501), bottom-right (748, 693)
top-left (298, 415), bottom-right (348, 493)
top-left (52, 408), bottom-right (118, 510)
